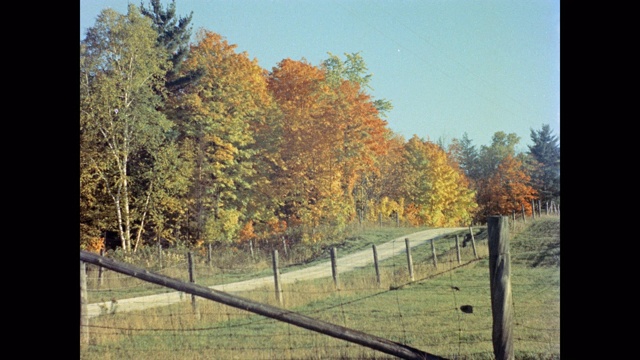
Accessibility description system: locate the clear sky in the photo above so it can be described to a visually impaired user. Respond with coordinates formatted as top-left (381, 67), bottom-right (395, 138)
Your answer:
top-left (80, 0), bottom-right (560, 151)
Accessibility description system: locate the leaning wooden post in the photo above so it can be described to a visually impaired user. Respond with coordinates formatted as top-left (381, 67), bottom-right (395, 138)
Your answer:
top-left (430, 239), bottom-right (438, 269)
top-left (272, 250), bottom-right (283, 305)
top-left (187, 252), bottom-right (201, 320)
top-left (372, 244), bottom-right (381, 288)
top-left (330, 247), bottom-right (339, 290)
top-left (487, 216), bottom-right (514, 360)
top-left (405, 238), bottom-right (415, 281)
top-left (455, 235), bottom-right (462, 265)
top-left (80, 261), bottom-right (89, 345)
top-left (469, 226), bottom-right (478, 259)
top-left (98, 248), bottom-right (105, 288)
top-left (521, 204), bottom-right (526, 223)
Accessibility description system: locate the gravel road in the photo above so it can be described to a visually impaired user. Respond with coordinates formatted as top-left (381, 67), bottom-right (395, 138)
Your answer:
top-left (86, 227), bottom-right (466, 318)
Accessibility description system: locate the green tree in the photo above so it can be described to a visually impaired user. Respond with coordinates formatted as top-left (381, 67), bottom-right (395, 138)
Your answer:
top-left (527, 124), bottom-right (560, 203)
top-left (80, 4), bottom-right (172, 251)
top-left (449, 132), bottom-right (480, 182)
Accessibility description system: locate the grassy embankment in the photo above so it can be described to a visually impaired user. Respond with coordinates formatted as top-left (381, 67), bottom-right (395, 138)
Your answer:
top-left (81, 217), bottom-right (559, 359)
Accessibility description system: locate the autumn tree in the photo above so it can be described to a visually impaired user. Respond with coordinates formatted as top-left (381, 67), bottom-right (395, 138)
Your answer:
top-left (401, 136), bottom-right (477, 227)
top-left (476, 155), bottom-right (537, 218)
top-left (80, 4), bottom-right (172, 251)
top-left (168, 30), bottom-right (276, 244)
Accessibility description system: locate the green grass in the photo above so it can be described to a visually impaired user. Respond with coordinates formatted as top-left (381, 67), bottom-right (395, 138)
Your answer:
top-left (81, 216), bottom-right (559, 359)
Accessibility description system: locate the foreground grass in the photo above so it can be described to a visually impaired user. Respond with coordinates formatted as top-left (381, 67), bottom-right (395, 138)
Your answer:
top-left (81, 216), bottom-right (559, 359)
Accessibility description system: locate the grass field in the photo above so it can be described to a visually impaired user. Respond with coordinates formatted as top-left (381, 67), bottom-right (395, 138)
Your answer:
top-left (81, 216), bottom-right (559, 359)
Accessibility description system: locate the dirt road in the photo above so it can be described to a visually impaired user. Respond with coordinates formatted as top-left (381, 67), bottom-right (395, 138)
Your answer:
top-left (86, 227), bottom-right (466, 318)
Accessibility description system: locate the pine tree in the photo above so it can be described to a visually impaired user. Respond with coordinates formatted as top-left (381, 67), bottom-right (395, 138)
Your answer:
top-left (527, 124), bottom-right (560, 203)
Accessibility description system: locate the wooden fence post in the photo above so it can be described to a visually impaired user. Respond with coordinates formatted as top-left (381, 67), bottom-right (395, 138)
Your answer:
top-left (158, 242), bottom-right (163, 269)
top-left (537, 200), bottom-right (541, 217)
top-left (469, 226), bottom-right (478, 259)
top-left (330, 247), bottom-right (339, 290)
top-left (455, 235), bottom-right (461, 265)
top-left (249, 240), bottom-right (255, 260)
top-left (396, 211), bottom-right (399, 227)
top-left (487, 216), bottom-right (514, 360)
top-left (521, 203), bottom-right (526, 223)
top-left (98, 249), bottom-right (105, 288)
top-left (207, 243), bottom-right (213, 269)
top-left (430, 239), bottom-right (438, 269)
top-left (272, 249), bottom-right (283, 305)
top-left (531, 200), bottom-right (535, 219)
top-left (188, 252), bottom-right (200, 320)
top-left (372, 244), bottom-right (381, 288)
top-left (80, 261), bottom-right (89, 345)
top-left (282, 237), bottom-right (288, 257)
top-left (378, 213), bottom-right (382, 227)
top-left (405, 238), bottom-right (414, 281)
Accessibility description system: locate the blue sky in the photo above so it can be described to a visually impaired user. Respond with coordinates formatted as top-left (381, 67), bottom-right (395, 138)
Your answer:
top-left (80, 0), bottom-right (560, 151)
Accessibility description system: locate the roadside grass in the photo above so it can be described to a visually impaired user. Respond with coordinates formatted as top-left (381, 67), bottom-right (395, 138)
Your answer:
top-left (82, 216), bottom-right (559, 359)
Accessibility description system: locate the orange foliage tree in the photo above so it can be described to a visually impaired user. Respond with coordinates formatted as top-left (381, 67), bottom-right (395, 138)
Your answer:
top-left (476, 154), bottom-right (537, 218)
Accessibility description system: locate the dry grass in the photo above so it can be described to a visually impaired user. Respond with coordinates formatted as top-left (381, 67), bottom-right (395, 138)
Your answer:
top-left (81, 216), bottom-right (559, 359)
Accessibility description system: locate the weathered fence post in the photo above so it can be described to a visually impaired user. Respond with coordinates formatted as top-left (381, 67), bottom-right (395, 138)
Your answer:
top-left (207, 243), bottom-right (213, 269)
top-left (282, 237), bottom-right (288, 257)
top-left (455, 235), bottom-right (461, 265)
top-left (272, 249), bottom-right (283, 305)
top-left (531, 200), bottom-right (535, 219)
top-left (372, 244), bottom-right (381, 288)
top-left (80, 261), bottom-right (89, 345)
top-left (249, 240), bottom-right (255, 260)
top-left (330, 247), bottom-right (339, 290)
top-left (521, 203), bottom-right (526, 223)
top-left (538, 199), bottom-right (542, 217)
top-left (98, 249), bottom-right (105, 288)
top-left (378, 213), bottom-right (382, 227)
top-left (469, 226), bottom-right (478, 259)
top-left (396, 211), bottom-right (400, 227)
top-left (431, 239), bottom-right (438, 269)
top-left (188, 252), bottom-right (200, 320)
top-left (405, 238), bottom-right (415, 281)
top-left (157, 242), bottom-right (163, 269)
top-left (488, 216), bottom-right (514, 360)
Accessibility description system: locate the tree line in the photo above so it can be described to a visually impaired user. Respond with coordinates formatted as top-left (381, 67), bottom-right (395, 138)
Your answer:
top-left (80, 1), bottom-right (560, 252)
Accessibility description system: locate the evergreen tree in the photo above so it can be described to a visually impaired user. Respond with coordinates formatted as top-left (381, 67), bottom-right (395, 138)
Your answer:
top-left (140, 0), bottom-right (203, 90)
top-left (527, 124), bottom-right (560, 203)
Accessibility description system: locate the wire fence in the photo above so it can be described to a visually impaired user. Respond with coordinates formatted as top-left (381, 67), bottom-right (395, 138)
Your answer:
top-left (81, 217), bottom-right (559, 359)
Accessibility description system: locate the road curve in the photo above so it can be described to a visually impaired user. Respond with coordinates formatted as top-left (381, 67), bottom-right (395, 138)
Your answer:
top-left (86, 227), bottom-right (466, 318)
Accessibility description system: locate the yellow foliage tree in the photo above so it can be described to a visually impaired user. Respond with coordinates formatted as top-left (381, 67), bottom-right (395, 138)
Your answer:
top-left (402, 137), bottom-right (477, 227)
